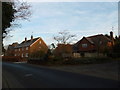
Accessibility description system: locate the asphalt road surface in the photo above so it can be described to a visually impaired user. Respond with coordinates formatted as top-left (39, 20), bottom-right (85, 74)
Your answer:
top-left (2, 62), bottom-right (119, 88)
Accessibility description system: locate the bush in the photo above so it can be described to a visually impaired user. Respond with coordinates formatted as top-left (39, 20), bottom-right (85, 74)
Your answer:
top-left (62, 57), bottom-right (113, 65)
top-left (80, 52), bottom-right (85, 57)
top-left (107, 53), bottom-right (120, 58)
top-left (28, 59), bottom-right (45, 65)
top-left (29, 51), bottom-right (46, 58)
top-left (2, 56), bottom-right (26, 62)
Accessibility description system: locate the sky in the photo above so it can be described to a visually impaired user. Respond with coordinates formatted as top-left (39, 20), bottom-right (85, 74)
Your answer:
top-left (3, 0), bottom-right (118, 47)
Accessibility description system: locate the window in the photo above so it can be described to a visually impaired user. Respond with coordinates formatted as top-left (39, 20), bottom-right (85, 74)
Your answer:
top-left (100, 41), bottom-right (102, 44)
top-left (39, 41), bottom-right (41, 44)
top-left (21, 53), bottom-right (23, 57)
top-left (26, 53), bottom-right (28, 57)
top-left (22, 48), bottom-right (24, 51)
top-left (14, 54), bottom-right (16, 56)
top-left (15, 49), bottom-right (17, 52)
top-left (82, 44), bottom-right (88, 48)
top-left (26, 47), bottom-right (28, 50)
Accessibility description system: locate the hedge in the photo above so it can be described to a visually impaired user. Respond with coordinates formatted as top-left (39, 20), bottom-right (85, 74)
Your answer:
top-left (2, 56), bottom-right (27, 62)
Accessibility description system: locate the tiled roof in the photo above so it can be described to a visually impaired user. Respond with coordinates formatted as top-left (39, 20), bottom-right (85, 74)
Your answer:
top-left (85, 37), bottom-right (94, 44)
top-left (86, 34), bottom-right (112, 44)
top-left (7, 45), bottom-right (14, 50)
top-left (14, 37), bottom-right (40, 48)
top-left (73, 34), bottom-right (112, 52)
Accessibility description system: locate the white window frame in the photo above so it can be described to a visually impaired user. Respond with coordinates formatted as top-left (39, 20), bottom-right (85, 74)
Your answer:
top-left (82, 44), bottom-right (88, 48)
top-left (39, 41), bottom-right (41, 44)
top-left (100, 41), bottom-right (102, 44)
top-left (26, 47), bottom-right (28, 50)
top-left (25, 53), bottom-right (28, 57)
top-left (21, 53), bottom-right (23, 57)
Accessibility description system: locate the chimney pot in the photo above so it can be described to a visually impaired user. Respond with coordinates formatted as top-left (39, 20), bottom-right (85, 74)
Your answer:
top-left (31, 35), bottom-right (33, 40)
top-left (25, 37), bottom-right (27, 42)
top-left (110, 31), bottom-right (114, 45)
top-left (110, 31), bottom-right (113, 39)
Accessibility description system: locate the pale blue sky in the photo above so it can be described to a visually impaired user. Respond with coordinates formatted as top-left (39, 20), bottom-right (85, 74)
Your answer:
top-left (3, 2), bottom-right (118, 46)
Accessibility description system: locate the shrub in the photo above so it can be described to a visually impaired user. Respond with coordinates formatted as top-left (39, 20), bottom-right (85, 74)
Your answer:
top-left (62, 57), bottom-right (113, 65)
top-left (107, 53), bottom-right (120, 58)
top-left (30, 51), bottom-right (46, 58)
top-left (80, 52), bottom-right (85, 57)
top-left (2, 56), bottom-right (26, 62)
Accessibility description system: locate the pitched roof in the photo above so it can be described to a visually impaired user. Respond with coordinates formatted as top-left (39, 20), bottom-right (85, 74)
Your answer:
top-left (73, 34), bottom-right (112, 50)
top-left (85, 37), bottom-right (94, 44)
top-left (7, 45), bottom-right (14, 50)
top-left (86, 34), bottom-right (112, 44)
top-left (14, 37), bottom-right (40, 48)
top-left (7, 42), bottom-right (18, 50)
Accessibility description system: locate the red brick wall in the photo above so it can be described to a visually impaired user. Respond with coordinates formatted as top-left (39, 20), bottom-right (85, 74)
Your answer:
top-left (14, 47), bottom-right (30, 57)
top-left (54, 44), bottom-right (73, 56)
top-left (78, 38), bottom-right (112, 52)
top-left (13, 38), bottom-right (48, 57)
top-left (78, 38), bottom-right (95, 52)
top-left (30, 38), bottom-right (48, 54)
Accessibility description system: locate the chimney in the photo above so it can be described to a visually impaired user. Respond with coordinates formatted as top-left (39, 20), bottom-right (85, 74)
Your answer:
top-left (110, 31), bottom-right (114, 45)
top-left (31, 35), bottom-right (33, 41)
top-left (12, 42), bottom-right (18, 47)
top-left (110, 31), bottom-right (113, 39)
top-left (25, 37), bottom-right (27, 42)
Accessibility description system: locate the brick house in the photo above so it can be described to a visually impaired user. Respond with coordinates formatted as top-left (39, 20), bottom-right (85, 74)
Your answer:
top-left (6, 36), bottom-right (48, 58)
top-left (53, 44), bottom-right (73, 58)
top-left (73, 32), bottom-right (114, 57)
top-left (6, 42), bottom-right (18, 56)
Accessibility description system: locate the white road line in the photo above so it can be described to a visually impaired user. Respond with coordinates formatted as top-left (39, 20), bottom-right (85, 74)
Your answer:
top-left (14, 61), bottom-right (27, 64)
top-left (24, 74), bottom-right (33, 77)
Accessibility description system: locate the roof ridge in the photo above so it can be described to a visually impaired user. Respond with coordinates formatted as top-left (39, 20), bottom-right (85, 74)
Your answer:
top-left (14, 37), bottom-right (40, 48)
top-left (87, 34), bottom-right (103, 38)
top-left (103, 35), bottom-right (112, 41)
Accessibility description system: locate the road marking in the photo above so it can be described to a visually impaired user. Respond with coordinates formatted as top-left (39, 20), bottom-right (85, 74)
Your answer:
top-left (14, 61), bottom-right (27, 64)
top-left (24, 74), bottom-right (33, 77)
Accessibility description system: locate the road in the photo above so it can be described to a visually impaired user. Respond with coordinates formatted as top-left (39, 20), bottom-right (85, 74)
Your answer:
top-left (2, 62), bottom-right (119, 88)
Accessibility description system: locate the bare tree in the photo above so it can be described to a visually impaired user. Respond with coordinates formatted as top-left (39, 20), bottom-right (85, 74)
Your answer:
top-left (2, 1), bottom-right (31, 38)
top-left (53, 30), bottom-right (76, 45)
top-left (2, 1), bottom-right (31, 54)
top-left (13, 1), bottom-right (31, 20)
